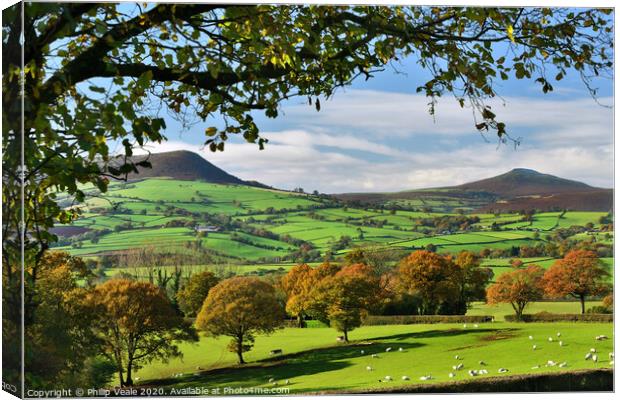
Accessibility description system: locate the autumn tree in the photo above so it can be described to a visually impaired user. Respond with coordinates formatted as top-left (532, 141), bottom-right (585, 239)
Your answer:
top-left (196, 277), bottom-right (283, 363)
top-left (311, 263), bottom-right (381, 341)
top-left (84, 279), bottom-right (197, 386)
top-left (487, 265), bottom-right (545, 319)
top-left (542, 250), bottom-right (610, 314)
top-left (176, 270), bottom-right (220, 317)
top-left (281, 264), bottom-right (315, 327)
top-left (397, 250), bottom-right (461, 315)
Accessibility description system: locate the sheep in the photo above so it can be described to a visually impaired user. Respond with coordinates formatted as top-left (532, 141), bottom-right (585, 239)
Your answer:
top-left (401, 376), bottom-right (410, 381)
top-left (556, 332), bottom-right (561, 337)
top-left (468, 370), bottom-right (478, 377)
top-left (479, 369), bottom-right (488, 375)
top-left (528, 335), bottom-right (534, 340)
top-left (419, 375), bottom-right (432, 381)
top-left (473, 324), bottom-right (479, 328)
top-left (268, 378), bottom-right (275, 383)
top-left (610, 361), bottom-right (614, 366)
top-left (531, 365), bottom-right (540, 370)
top-left (398, 347), bottom-right (403, 352)
top-left (596, 335), bottom-right (608, 341)
top-left (558, 362), bottom-right (567, 368)
top-left (559, 341), bottom-right (564, 347)
top-left (585, 352), bottom-right (593, 360)
top-left (546, 360), bottom-right (556, 367)
top-left (478, 361), bottom-right (486, 366)
top-left (135, 377), bottom-right (141, 381)
top-left (385, 347), bottom-right (392, 352)
top-left (454, 355), bottom-right (461, 360)
top-left (463, 324), bottom-right (467, 328)
top-left (498, 368), bottom-right (508, 373)
top-left (590, 348), bottom-right (597, 353)
top-left (592, 354), bottom-right (598, 363)
top-left (532, 344), bottom-right (537, 350)
top-left (285, 380), bottom-right (290, 385)
top-left (448, 373), bottom-right (456, 378)
top-left (609, 352), bottom-right (614, 360)
top-left (196, 366), bottom-right (203, 371)
top-left (366, 366), bottom-right (373, 371)
top-left (371, 354), bottom-right (379, 358)
top-left (452, 363), bottom-right (464, 371)
top-left (384, 376), bottom-right (393, 381)
top-left (360, 350), bottom-right (365, 355)
top-left (548, 337), bottom-right (554, 342)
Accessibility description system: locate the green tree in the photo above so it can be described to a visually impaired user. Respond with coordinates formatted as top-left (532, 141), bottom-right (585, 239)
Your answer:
top-left (196, 276), bottom-right (283, 363)
top-left (83, 279), bottom-right (197, 386)
top-left (176, 270), bottom-right (220, 317)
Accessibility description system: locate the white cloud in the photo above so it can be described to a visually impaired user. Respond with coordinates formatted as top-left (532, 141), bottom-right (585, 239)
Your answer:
top-left (135, 89), bottom-right (613, 193)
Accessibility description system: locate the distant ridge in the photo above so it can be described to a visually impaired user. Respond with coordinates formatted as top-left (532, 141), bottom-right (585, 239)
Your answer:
top-left (453, 168), bottom-right (595, 197)
top-left (116, 150), bottom-right (269, 188)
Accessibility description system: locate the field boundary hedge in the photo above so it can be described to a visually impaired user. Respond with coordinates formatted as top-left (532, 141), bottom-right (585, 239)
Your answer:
top-left (504, 313), bottom-right (613, 322)
top-left (362, 315), bottom-right (493, 325)
top-left (316, 369), bottom-right (613, 394)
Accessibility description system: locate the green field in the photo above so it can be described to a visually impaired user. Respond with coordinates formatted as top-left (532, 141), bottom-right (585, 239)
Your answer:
top-left (138, 322), bottom-right (613, 393)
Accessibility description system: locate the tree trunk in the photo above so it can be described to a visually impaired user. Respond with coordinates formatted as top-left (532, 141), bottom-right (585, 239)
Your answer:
top-left (297, 314), bottom-right (305, 328)
top-left (236, 336), bottom-right (245, 364)
top-left (118, 367), bottom-right (125, 387)
top-left (580, 295), bottom-right (586, 314)
top-left (343, 329), bottom-right (349, 342)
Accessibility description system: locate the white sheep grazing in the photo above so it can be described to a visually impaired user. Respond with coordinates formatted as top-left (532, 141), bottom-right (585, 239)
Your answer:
top-left (559, 341), bottom-right (563, 347)
top-left (456, 363), bottom-right (464, 370)
top-left (366, 366), bottom-right (373, 371)
top-left (596, 335), bottom-right (608, 341)
top-left (398, 347), bottom-right (403, 352)
top-left (463, 324), bottom-right (467, 328)
top-left (448, 373), bottom-right (456, 378)
top-left (473, 324), bottom-right (479, 328)
top-left (557, 332), bottom-right (561, 337)
top-left (558, 362), bottom-right (567, 368)
top-left (585, 353), bottom-right (593, 360)
top-left (498, 368), bottom-right (508, 373)
top-left (454, 355), bottom-right (461, 360)
top-left (468, 370), bottom-right (478, 377)
top-left (135, 377), bottom-right (141, 381)
top-left (419, 375), bottom-right (432, 381)
top-left (592, 354), bottom-right (598, 363)
top-left (610, 361), bottom-right (614, 366)
top-left (528, 335), bottom-right (534, 340)
top-left (479, 369), bottom-right (488, 375)
top-left (531, 365), bottom-right (540, 370)
top-left (360, 350), bottom-right (365, 355)
top-left (547, 360), bottom-right (556, 367)
top-left (285, 379), bottom-right (290, 385)
top-left (268, 378), bottom-right (275, 383)
top-left (532, 344), bottom-right (537, 350)
top-left (401, 376), bottom-right (410, 381)
top-left (371, 354), bottom-right (378, 358)
top-left (548, 337), bottom-right (553, 342)
top-left (590, 348), bottom-right (597, 353)
top-left (384, 376), bottom-right (393, 381)
top-left (385, 347), bottom-right (392, 352)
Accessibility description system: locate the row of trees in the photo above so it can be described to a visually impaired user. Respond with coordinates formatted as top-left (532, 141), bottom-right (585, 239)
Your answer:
top-left (487, 250), bottom-right (611, 318)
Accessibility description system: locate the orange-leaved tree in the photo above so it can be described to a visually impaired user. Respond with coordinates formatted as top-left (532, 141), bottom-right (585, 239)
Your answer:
top-left (398, 250), bottom-right (460, 315)
top-left (176, 270), bottom-right (220, 317)
top-left (84, 279), bottom-right (197, 386)
top-left (542, 249), bottom-right (610, 314)
top-left (486, 265), bottom-right (545, 320)
top-left (312, 263), bottom-right (381, 341)
top-left (196, 276), bottom-right (284, 363)
top-left (452, 251), bottom-right (494, 314)
top-left (281, 264), bottom-right (315, 327)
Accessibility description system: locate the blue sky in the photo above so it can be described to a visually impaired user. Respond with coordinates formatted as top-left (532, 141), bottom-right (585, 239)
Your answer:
top-left (128, 11), bottom-right (613, 194)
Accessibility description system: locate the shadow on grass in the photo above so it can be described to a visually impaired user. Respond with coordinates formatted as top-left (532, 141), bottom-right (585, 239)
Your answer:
top-left (146, 340), bottom-right (425, 389)
top-left (365, 328), bottom-right (519, 342)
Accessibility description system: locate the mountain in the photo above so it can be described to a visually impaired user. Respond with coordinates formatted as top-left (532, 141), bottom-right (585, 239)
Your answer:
top-left (117, 150), bottom-right (269, 188)
top-left (336, 168), bottom-right (612, 212)
top-left (452, 168), bottom-right (594, 197)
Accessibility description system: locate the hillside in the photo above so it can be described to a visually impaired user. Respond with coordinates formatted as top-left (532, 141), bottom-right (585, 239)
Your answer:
top-left (453, 168), bottom-right (595, 197)
top-left (336, 169), bottom-right (611, 212)
top-left (115, 150), bottom-right (268, 188)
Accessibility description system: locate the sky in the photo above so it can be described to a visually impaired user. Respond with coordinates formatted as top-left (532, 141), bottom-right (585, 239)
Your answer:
top-left (133, 20), bottom-right (614, 194)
